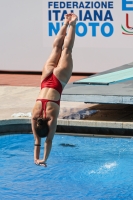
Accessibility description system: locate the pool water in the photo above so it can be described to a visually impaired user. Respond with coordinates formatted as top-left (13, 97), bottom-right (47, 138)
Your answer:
top-left (1, 134), bottom-right (133, 200)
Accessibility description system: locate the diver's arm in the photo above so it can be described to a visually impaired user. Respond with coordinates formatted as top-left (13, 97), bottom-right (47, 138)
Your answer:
top-left (34, 144), bottom-right (41, 161)
top-left (31, 118), bottom-right (41, 163)
top-left (36, 118), bottom-right (57, 167)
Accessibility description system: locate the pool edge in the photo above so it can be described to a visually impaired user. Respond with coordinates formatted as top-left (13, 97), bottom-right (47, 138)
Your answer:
top-left (0, 118), bottom-right (133, 138)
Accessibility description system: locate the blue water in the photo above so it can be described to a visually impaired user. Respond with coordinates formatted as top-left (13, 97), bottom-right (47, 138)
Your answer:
top-left (1, 134), bottom-right (133, 200)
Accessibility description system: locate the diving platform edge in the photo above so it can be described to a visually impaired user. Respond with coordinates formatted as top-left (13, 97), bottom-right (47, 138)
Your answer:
top-left (61, 63), bottom-right (133, 104)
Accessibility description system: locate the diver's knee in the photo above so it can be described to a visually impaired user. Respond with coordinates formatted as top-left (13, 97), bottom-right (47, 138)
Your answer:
top-left (62, 47), bottom-right (72, 54)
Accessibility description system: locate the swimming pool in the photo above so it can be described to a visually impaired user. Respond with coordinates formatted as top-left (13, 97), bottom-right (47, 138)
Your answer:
top-left (1, 134), bottom-right (133, 200)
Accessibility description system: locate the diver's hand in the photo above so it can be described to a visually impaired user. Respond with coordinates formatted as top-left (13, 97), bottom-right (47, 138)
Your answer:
top-left (34, 159), bottom-right (47, 167)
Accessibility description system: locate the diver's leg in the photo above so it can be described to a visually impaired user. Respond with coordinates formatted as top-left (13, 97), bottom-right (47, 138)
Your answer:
top-left (54, 14), bottom-right (77, 84)
top-left (41, 14), bottom-right (72, 80)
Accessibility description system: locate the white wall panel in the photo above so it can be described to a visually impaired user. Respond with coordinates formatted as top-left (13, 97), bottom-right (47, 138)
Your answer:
top-left (0, 0), bottom-right (133, 73)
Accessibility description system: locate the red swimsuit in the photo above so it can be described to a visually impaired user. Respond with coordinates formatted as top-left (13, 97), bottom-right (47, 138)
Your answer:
top-left (36, 73), bottom-right (63, 117)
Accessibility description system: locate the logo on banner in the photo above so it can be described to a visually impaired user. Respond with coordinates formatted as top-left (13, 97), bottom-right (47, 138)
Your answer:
top-left (48, 1), bottom-right (114, 37)
top-left (122, 0), bottom-right (133, 35)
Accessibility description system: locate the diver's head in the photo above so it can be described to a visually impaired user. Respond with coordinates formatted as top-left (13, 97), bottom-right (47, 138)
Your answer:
top-left (35, 117), bottom-right (49, 138)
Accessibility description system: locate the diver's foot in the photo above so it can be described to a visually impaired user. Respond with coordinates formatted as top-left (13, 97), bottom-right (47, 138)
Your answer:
top-left (64, 13), bottom-right (72, 26)
top-left (69, 14), bottom-right (78, 26)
